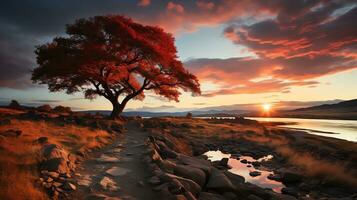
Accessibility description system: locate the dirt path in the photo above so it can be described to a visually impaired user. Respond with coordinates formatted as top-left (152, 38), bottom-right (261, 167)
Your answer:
top-left (70, 121), bottom-right (159, 200)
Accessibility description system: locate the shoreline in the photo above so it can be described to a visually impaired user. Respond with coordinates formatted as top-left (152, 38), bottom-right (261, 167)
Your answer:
top-left (142, 117), bottom-right (357, 199)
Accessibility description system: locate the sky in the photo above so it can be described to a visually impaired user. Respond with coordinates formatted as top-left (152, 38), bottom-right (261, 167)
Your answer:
top-left (0, 0), bottom-right (356, 112)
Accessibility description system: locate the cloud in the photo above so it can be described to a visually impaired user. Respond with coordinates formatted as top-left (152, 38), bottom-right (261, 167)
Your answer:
top-left (167, 2), bottom-right (185, 13)
top-left (138, 0), bottom-right (150, 7)
top-left (0, 0), bottom-right (356, 92)
top-left (185, 57), bottom-right (322, 95)
top-left (185, 1), bottom-right (357, 96)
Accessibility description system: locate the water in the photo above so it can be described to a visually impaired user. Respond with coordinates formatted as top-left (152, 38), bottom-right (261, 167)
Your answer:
top-left (204, 150), bottom-right (285, 193)
top-left (248, 117), bottom-right (357, 142)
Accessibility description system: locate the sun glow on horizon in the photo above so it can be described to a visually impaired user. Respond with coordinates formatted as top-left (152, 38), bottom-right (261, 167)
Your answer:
top-left (262, 103), bottom-right (272, 112)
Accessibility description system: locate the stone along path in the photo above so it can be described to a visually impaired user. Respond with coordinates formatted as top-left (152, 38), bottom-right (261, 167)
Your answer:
top-left (70, 121), bottom-right (159, 200)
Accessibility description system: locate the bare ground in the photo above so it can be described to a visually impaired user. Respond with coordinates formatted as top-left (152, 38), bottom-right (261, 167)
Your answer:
top-left (70, 120), bottom-right (159, 200)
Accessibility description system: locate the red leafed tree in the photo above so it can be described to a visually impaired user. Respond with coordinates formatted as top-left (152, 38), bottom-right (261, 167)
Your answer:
top-left (32, 15), bottom-right (200, 118)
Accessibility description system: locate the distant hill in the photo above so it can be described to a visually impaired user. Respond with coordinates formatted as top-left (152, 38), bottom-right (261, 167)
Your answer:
top-left (277, 99), bottom-right (357, 120)
top-left (83, 99), bottom-right (357, 120)
top-left (82, 109), bottom-right (248, 117)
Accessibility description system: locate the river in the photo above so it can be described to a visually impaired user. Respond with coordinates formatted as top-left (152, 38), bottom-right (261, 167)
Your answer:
top-left (248, 117), bottom-right (357, 142)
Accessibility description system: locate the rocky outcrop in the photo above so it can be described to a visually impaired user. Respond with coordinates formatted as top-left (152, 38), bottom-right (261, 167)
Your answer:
top-left (39, 143), bottom-right (77, 199)
top-left (143, 133), bottom-right (296, 200)
top-left (41, 144), bottom-right (75, 174)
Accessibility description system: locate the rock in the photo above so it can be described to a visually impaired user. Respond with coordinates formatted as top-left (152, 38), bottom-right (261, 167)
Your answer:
top-left (159, 160), bottom-right (176, 173)
top-left (282, 172), bottom-right (303, 184)
top-left (99, 177), bottom-right (119, 191)
top-left (219, 158), bottom-right (229, 168)
top-left (96, 155), bottom-right (120, 163)
top-left (198, 192), bottom-right (225, 200)
top-left (43, 182), bottom-right (52, 189)
top-left (105, 166), bottom-right (131, 176)
top-left (177, 154), bottom-right (212, 176)
top-left (156, 140), bottom-right (178, 159)
top-left (48, 171), bottom-right (60, 179)
top-left (252, 161), bottom-right (261, 167)
top-left (222, 192), bottom-right (237, 200)
top-left (235, 182), bottom-right (271, 199)
top-left (240, 159), bottom-right (248, 164)
top-left (281, 187), bottom-right (299, 197)
top-left (37, 137), bottom-right (48, 144)
top-left (184, 191), bottom-right (197, 200)
top-left (137, 181), bottom-right (145, 187)
top-left (160, 173), bottom-right (202, 196)
top-left (267, 173), bottom-right (282, 181)
top-left (151, 148), bottom-right (163, 162)
top-left (173, 164), bottom-right (206, 186)
top-left (77, 175), bottom-right (92, 187)
top-left (206, 169), bottom-right (235, 192)
top-left (63, 182), bottom-right (76, 191)
top-left (148, 176), bottom-right (162, 185)
top-left (41, 144), bottom-right (71, 174)
top-left (53, 105), bottom-right (71, 113)
top-left (8, 100), bottom-right (21, 109)
top-left (223, 171), bottom-right (245, 185)
top-left (249, 171), bottom-right (262, 177)
top-left (52, 182), bottom-right (62, 187)
top-left (173, 195), bottom-right (188, 200)
top-left (1, 129), bottom-right (22, 137)
top-left (247, 194), bottom-right (264, 200)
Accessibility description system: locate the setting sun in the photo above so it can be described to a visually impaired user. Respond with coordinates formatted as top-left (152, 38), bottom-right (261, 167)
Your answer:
top-left (262, 103), bottom-right (272, 112)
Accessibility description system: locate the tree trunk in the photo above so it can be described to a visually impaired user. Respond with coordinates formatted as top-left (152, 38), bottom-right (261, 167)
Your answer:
top-left (109, 94), bottom-right (133, 119)
top-left (110, 101), bottom-right (124, 119)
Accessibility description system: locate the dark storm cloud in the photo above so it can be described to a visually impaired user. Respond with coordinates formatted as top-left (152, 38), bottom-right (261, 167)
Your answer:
top-left (0, 0), bottom-right (148, 88)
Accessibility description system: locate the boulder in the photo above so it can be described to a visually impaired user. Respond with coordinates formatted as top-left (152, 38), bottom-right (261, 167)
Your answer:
top-left (173, 164), bottom-right (206, 186)
top-left (41, 144), bottom-right (71, 174)
top-left (206, 169), bottom-right (235, 192)
top-left (160, 173), bottom-right (202, 196)
top-left (235, 182), bottom-right (272, 200)
top-left (223, 171), bottom-right (245, 185)
top-left (37, 136), bottom-right (48, 144)
top-left (281, 187), bottom-right (299, 197)
top-left (219, 158), bottom-right (229, 168)
top-left (247, 194), bottom-right (263, 200)
top-left (177, 154), bottom-right (212, 176)
top-left (267, 173), bottom-right (282, 181)
top-left (282, 172), bottom-right (303, 184)
top-left (8, 100), bottom-right (21, 109)
top-left (156, 140), bottom-right (178, 159)
top-left (198, 192), bottom-right (225, 200)
top-left (37, 104), bottom-right (52, 112)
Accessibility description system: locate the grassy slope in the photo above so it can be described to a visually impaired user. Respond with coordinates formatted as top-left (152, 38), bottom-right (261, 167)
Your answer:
top-left (0, 108), bottom-right (114, 200)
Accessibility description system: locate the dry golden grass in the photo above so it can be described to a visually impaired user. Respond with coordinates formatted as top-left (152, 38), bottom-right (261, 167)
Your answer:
top-left (0, 118), bottom-right (113, 199)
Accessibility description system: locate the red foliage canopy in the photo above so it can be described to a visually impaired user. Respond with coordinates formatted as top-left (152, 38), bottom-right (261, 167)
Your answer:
top-left (32, 15), bottom-right (201, 117)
